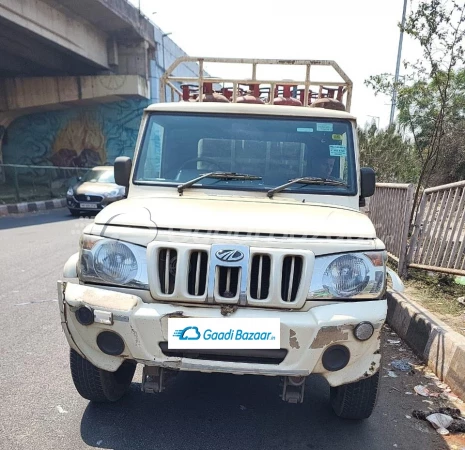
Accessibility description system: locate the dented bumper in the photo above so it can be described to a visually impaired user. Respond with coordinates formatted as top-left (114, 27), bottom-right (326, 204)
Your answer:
top-left (58, 281), bottom-right (387, 387)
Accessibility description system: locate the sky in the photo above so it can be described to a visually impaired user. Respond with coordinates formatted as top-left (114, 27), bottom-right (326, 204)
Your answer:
top-left (129, 0), bottom-right (422, 129)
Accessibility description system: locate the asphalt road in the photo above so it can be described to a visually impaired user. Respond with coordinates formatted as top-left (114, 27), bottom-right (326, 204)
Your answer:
top-left (0, 209), bottom-right (459, 450)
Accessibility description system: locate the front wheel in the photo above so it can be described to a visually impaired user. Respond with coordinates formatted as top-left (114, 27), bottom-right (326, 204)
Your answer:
top-left (330, 371), bottom-right (380, 420)
top-left (69, 209), bottom-right (80, 217)
top-left (70, 349), bottom-right (136, 402)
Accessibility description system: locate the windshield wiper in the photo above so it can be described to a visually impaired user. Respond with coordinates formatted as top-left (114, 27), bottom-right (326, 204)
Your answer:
top-left (177, 171), bottom-right (262, 195)
top-left (267, 177), bottom-right (347, 199)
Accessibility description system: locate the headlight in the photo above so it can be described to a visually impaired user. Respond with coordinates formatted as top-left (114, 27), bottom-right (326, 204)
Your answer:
top-left (103, 188), bottom-right (123, 198)
top-left (67, 187), bottom-right (74, 196)
top-left (79, 235), bottom-right (148, 289)
top-left (308, 251), bottom-right (386, 300)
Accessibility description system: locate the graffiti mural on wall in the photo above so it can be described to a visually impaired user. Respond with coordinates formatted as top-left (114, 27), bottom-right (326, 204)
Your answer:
top-left (3, 98), bottom-right (150, 168)
top-left (50, 112), bottom-right (106, 168)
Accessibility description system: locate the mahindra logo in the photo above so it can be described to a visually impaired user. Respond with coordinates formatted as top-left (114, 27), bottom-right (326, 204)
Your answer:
top-left (86, 196), bottom-right (91, 201)
top-left (216, 249), bottom-right (244, 262)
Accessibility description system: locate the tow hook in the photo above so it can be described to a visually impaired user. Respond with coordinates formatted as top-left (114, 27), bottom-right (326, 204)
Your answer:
top-left (142, 366), bottom-right (178, 394)
top-left (281, 376), bottom-right (306, 403)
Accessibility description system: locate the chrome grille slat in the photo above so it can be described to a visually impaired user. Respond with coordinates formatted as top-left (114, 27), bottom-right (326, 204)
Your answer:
top-left (195, 252), bottom-right (202, 296)
top-left (164, 249), bottom-right (170, 293)
top-left (188, 251), bottom-right (208, 296)
top-left (250, 254), bottom-right (271, 300)
top-left (287, 257), bottom-right (296, 302)
top-left (257, 255), bottom-right (263, 299)
top-left (226, 268), bottom-right (231, 292)
top-left (157, 248), bottom-right (177, 295)
top-left (217, 266), bottom-right (240, 299)
top-left (281, 255), bottom-right (303, 302)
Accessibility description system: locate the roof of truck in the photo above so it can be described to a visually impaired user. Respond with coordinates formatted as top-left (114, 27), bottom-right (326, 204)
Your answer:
top-left (145, 102), bottom-right (357, 120)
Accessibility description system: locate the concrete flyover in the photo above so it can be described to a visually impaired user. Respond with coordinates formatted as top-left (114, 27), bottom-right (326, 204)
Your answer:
top-left (0, 0), bottom-right (157, 182)
top-left (0, 0), bottom-right (156, 115)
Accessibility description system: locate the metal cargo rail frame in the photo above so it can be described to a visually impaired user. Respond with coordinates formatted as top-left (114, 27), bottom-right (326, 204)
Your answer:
top-left (160, 57), bottom-right (353, 111)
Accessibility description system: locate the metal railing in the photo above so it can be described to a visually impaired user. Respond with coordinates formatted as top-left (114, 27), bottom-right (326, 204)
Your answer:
top-left (368, 180), bottom-right (465, 277)
top-left (0, 164), bottom-right (92, 204)
top-left (366, 183), bottom-right (415, 277)
top-left (408, 180), bottom-right (465, 276)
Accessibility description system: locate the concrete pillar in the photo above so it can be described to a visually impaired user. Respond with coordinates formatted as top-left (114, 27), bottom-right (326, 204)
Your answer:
top-left (0, 113), bottom-right (19, 184)
top-left (107, 38), bottom-right (119, 69)
top-left (117, 40), bottom-right (151, 80)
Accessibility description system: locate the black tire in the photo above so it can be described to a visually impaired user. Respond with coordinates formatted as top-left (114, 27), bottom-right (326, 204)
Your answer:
top-left (69, 349), bottom-right (136, 402)
top-left (69, 209), bottom-right (80, 217)
top-left (330, 371), bottom-right (380, 420)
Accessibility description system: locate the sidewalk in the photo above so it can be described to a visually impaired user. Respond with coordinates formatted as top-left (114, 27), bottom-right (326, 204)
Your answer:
top-left (0, 198), bottom-right (66, 216)
top-left (387, 290), bottom-right (465, 402)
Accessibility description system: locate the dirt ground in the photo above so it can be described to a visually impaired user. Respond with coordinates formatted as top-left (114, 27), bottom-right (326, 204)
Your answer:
top-left (399, 268), bottom-right (465, 337)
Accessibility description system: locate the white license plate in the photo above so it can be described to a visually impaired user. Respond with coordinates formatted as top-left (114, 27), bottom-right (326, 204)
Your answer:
top-left (168, 318), bottom-right (280, 349)
top-left (80, 203), bottom-right (98, 209)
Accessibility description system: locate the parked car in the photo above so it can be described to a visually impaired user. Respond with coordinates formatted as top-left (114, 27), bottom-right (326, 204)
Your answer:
top-left (66, 166), bottom-right (125, 216)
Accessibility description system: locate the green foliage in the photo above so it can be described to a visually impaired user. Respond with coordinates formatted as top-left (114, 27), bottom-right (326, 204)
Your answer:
top-left (358, 124), bottom-right (420, 183)
top-left (365, 0), bottom-right (465, 217)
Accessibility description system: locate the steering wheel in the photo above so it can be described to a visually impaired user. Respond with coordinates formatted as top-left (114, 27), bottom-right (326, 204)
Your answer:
top-left (178, 157), bottom-right (224, 172)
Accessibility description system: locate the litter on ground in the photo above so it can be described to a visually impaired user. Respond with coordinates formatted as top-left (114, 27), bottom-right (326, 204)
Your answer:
top-left (391, 360), bottom-right (412, 372)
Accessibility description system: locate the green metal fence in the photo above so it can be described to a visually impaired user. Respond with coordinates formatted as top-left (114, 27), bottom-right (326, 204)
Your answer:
top-left (0, 164), bottom-right (93, 204)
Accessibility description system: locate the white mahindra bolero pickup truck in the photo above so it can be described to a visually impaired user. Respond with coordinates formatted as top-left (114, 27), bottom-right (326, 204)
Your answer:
top-left (58, 57), bottom-right (403, 420)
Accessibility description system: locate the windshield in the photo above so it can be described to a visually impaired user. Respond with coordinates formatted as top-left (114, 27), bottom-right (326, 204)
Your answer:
top-left (134, 113), bottom-right (357, 196)
top-left (82, 169), bottom-right (115, 183)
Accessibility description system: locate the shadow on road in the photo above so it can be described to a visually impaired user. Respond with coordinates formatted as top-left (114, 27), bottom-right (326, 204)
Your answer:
top-left (80, 372), bottom-right (387, 450)
top-left (0, 209), bottom-right (95, 230)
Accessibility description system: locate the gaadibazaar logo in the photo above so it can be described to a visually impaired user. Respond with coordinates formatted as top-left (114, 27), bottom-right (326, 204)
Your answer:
top-left (173, 326), bottom-right (276, 341)
top-left (168, 318), bottom-right (281, 350)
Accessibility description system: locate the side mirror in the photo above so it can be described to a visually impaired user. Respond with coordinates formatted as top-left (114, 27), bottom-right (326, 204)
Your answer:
top-left (360, 167), bottom-right (376, 198)
top-left (114, 157), bottom-right (132, 188)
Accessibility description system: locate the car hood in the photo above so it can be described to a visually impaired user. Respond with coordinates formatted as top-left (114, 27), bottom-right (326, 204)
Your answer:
top-left (75, 182), bottom-right (118, 195)
top-left (93, 196), bottom-right (376, 239)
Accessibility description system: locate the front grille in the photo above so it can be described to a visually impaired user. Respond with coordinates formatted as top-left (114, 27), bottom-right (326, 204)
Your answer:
top-left (250, 254), bottom-right (271, 300)
top-left (159, 343), bottom-right (287, 365)
top-left (217, 266), bottom-right (240, 298)
top-left (281, 256), bottom-right (303, 302)
top-left (148, 242), bottom-right (310, 308)
top-left (158, 249), bottom-right (177, 294)
top-left (187, 251), bottom-right (208, 296)
top-left (74, 194), bottom-right (103, 202)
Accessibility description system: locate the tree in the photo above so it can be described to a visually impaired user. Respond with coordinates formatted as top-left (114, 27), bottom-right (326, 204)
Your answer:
top-left (366, 0), bottom-right (465, 221)
top-left (358, 124), bottom-right (420, 183)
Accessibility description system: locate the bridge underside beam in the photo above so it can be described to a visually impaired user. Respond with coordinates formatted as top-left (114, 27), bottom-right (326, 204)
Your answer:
top-left (0, 75), bottom-right (150, 115)
top-left (0, 0), bottom-right (110, 71)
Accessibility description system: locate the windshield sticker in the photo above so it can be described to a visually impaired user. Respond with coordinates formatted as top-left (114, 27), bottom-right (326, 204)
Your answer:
top-left (297, 128), bottom-right (314, 132)
top-left (332, 134), bottom-right (343, 141)
top-left (329, 145), bottom-right (347, 157)
top-left (317, 123), bottom-right (333, 132)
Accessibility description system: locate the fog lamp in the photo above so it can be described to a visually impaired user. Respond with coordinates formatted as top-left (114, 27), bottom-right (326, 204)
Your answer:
top-left (354, 322), bottom-right (374, 341)
top-left (75, 306), bottom-right (94, 326)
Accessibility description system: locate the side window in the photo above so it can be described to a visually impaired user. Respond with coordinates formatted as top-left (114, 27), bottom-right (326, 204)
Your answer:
top-left (141, 121), bottom-right (164, 180)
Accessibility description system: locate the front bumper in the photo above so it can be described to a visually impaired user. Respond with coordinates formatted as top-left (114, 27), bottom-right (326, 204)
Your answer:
top-left (58, 281), bottom-right (386, 387)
